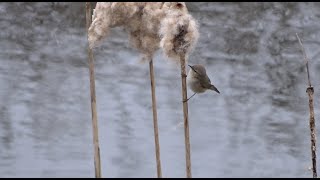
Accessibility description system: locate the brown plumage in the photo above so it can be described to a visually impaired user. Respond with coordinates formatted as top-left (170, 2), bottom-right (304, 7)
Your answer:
top-left (185, 64), bottom-right (219, 102)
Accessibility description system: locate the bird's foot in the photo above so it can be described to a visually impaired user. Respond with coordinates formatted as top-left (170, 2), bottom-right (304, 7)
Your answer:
top-left (181, 73), bottom-right (187, 78)
top-left (182, 93), bottom-right (196, 103)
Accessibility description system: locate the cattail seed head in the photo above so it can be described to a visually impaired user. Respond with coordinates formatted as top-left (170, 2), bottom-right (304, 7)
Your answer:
top-left (88, 2), bottom-right (199, 64)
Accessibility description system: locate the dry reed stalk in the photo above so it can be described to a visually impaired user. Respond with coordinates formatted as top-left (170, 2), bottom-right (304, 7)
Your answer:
top-left (86, 2), bottom-right (102, 178)
top-left (149, 58), bottom-right (162, 178)
top-left (88, 3), bottom-right (199, 178)
top-left (296, 33), bottom-right (317, 178)
top-left (180, 54), bottom-right (192, 178)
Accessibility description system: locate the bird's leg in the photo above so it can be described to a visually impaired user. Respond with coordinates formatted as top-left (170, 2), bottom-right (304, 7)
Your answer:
top-left (183, 93), bottom-right (197, 102)
top-left (181, 73), bottom-right (187, 78)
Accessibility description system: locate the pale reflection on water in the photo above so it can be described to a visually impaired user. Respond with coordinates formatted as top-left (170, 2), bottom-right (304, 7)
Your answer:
top-left (1, 2), bottom-right (320, 178)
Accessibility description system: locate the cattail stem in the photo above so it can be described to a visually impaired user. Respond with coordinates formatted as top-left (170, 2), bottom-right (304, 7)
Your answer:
top-left (86, 2), bottom-right (102, 178)
top-left (296, 33), bottom-right (317, 178)
top-left (149, 58), bottom-right (162, 178)
top-left (307, 86), bottom-right (317, 178)
top-left (180, 54), bottom-right (192, 178)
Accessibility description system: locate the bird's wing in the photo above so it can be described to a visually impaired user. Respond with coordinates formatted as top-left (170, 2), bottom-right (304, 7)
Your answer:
top-left (198, 74), bottom-right (212, 89)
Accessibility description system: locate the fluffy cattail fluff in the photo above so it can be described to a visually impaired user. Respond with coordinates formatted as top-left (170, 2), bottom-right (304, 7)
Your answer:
top-left (159, 2), bottom-right (199, 63)
top-left (89, 2), bottom-right (112, 49)
top-left (126, 3), bottom-right (166, 62)
top-left (88, 2), bottom-right (199, 63)
top-left (89, 2), bottom-right (143, 49)
top-left (128, 31), bottom-right (160, 63)
top-left (141, 3), bottom-right (166, 35)
top-left (109, 2), bottom-right (143, 27)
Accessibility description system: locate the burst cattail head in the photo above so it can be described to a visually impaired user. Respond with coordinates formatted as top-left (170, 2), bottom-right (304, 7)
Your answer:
top-left (126, 2), bottom-right (165, 62)
top-left (89, 2), bottom-right (143, 49)
top-left (162, 2), bottom-right (189, 15)
top-left (109, 2), bottom-right (143, 27)
top-left (88, 2), bottom-right (111, 49)
top-left (159, 2), bottom-right (199, 63)
top-left (88, 2), bottom-right (199, 64)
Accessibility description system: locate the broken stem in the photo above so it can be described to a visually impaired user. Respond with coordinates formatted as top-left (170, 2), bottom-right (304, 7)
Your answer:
top-left (296, 33), bottom-right (317, 178)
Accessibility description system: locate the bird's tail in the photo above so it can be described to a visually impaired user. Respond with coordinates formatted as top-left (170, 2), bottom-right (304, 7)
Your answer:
top-left (210, 84), bottom-right (220, 94)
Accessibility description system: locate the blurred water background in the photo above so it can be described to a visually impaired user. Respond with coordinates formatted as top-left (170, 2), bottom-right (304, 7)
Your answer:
top-left (1, 2), bottom-right (320, 178)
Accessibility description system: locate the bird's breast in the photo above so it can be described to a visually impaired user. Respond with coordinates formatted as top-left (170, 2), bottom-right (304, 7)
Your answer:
top-left (187, 76), bottom-right (207, 93)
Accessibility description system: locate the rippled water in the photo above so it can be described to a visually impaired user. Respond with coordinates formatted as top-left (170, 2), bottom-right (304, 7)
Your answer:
top-left (1, 2), bottom-right (320, 178)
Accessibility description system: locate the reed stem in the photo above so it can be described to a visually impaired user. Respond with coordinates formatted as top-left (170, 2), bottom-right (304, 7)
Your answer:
top-left (180, 54), bottom-right (192, 178)
top-left (86, 2), bottom-right (102, 178)
top-left (149, 58), bottom-right (162, 178)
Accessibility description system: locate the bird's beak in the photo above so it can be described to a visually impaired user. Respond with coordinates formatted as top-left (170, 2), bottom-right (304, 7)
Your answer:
top-left (210, 84), bottom-right (220, 94)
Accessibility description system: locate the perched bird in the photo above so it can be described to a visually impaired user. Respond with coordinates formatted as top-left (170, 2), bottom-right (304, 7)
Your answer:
top-left (185, 64), bottom-right (220, 102)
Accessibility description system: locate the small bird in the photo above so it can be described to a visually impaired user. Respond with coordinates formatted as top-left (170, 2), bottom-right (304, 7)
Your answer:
top-left (185, 64), bottom-right (220, 102)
